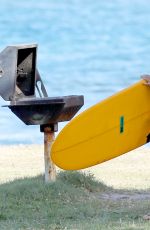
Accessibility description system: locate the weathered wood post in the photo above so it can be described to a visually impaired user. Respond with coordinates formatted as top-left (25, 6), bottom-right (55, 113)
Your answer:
top-left (41, 124), bottom-right (57, 183)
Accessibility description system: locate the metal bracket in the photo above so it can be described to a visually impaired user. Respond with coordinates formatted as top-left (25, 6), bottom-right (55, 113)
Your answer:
top-left (35, 69), bottom-right (48, 98)
top-left (40, 123), bottom-right (58, 133)
top-left (141, 75), bottom-right (150, 86)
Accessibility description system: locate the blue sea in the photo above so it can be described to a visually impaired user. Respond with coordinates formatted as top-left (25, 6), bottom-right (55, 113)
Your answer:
top-left (0, 0), bottom-right (150, 144)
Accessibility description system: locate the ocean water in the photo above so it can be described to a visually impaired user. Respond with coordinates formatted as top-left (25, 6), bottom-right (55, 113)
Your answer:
top-left (0, 0), bottom-right (150, 144)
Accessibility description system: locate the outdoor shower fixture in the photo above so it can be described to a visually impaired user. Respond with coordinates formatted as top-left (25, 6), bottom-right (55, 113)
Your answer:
top-left (0, 44), bottom-right (84, 182)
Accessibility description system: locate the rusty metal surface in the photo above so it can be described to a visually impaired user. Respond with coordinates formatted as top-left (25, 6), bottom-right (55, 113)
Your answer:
top-left (6, 95), bottom-right (84, 125)
top-left (40, 123), bottom-right (58, 132)
top-left (44, 128), bottom-right (56, 182)
top-left (56, 95), bottom-right (84, 122)
top-left (7, 98), bottom-right (65, 125)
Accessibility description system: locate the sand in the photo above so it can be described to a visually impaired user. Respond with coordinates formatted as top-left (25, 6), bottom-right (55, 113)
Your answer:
top-left (0, 145), bottom-right (150, 189)
top-left (0, 145), bottom-right (44, 183)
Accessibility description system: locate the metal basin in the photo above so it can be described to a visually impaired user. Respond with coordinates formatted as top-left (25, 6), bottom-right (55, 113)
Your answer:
top-left (6, 95), bottom-right (84, 125)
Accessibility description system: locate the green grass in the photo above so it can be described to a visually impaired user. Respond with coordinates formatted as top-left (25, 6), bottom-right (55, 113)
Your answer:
top-left (0, 171), bottom-right (150, 229)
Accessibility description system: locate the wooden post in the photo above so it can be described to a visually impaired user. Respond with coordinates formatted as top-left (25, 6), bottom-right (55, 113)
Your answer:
top-left (43, 126), bottom-right (56, 183)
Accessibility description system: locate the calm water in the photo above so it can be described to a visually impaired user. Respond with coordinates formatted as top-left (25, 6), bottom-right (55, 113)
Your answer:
top-left (0, 0), bottom-right (150, 144)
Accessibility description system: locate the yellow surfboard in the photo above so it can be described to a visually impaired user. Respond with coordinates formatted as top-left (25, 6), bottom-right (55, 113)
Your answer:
top-left (51, 77), bottom-right (150, 170)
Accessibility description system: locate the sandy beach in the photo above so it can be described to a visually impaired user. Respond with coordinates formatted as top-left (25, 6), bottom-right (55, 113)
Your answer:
top-left (0, 145), bottom-right (150, 190)
top-left (0, 145), bottom-right (44, 183)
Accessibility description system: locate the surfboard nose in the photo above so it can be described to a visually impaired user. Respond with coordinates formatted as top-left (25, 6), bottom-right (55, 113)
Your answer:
top-left (51, 80), bottom-right (150, 170)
